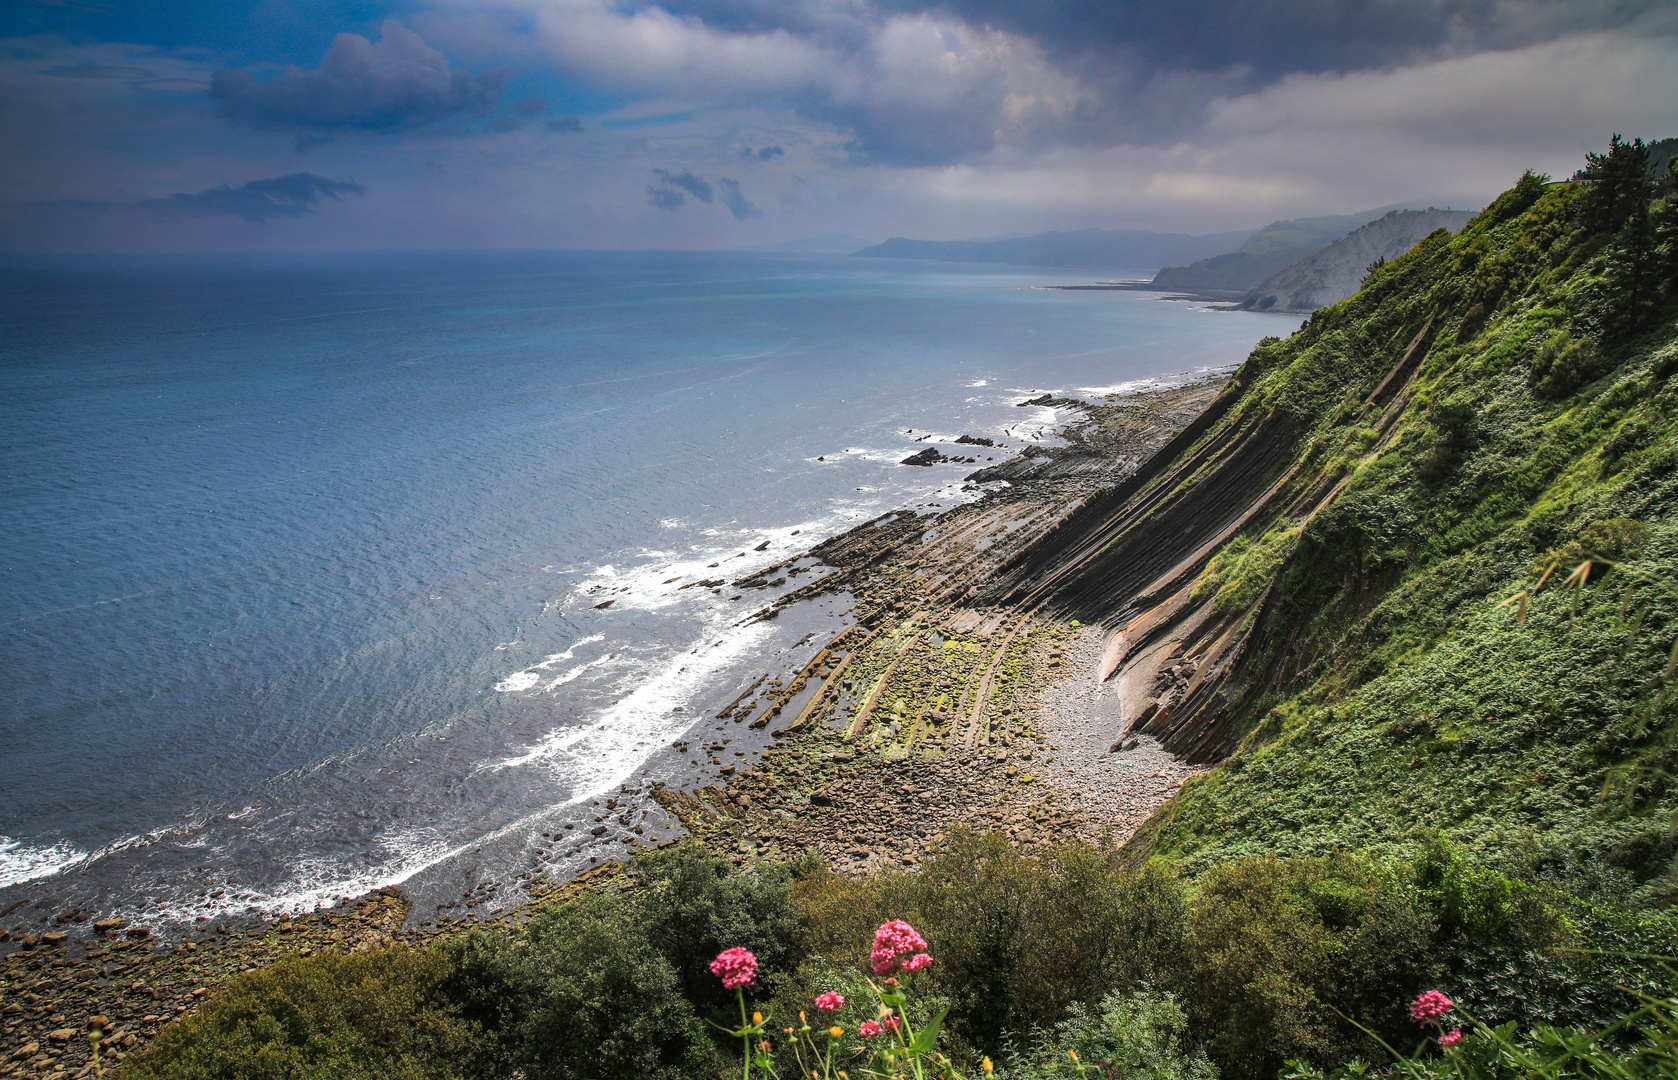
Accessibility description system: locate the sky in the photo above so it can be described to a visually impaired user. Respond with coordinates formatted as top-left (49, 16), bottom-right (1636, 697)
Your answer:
top-left (2, 0), bottom-right (1676, 252)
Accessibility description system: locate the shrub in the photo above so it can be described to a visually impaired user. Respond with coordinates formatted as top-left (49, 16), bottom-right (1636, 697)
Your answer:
top-left (1184, 855), bottom-right (1441, 1079)
top-left (119, 945), bottom-right (486, 1080)
top-left (1527, 329), bottom-right (1601, 398)
top-left (632, 839), bottom-right (804, 1027)
top-left (443, 890), bottom-right (718, 1080)
top-left (1000, 989), bottom-right (1218, 1080)
top-left (790, 830), bottom-right (1188, 1048)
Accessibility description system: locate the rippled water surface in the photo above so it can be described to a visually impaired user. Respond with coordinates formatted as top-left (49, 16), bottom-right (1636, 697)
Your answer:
top-left (0, 250), bottom-right (1291, 920)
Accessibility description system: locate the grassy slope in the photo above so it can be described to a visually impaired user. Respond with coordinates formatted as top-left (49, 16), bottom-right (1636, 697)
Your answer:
top-left (1143, 175), bottom-right (1678, 903)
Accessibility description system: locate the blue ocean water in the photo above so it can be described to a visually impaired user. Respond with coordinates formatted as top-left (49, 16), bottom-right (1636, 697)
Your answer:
top-left (0, 250), bottom-right (1292, 923)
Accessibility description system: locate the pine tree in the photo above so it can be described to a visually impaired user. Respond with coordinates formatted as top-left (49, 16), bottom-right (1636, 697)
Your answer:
top-left (1574, 133), bottom-right (1655, 235)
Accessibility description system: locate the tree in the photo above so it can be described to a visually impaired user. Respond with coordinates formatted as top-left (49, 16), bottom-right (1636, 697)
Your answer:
top-left (1573, 133), bottom-right (1656, 235)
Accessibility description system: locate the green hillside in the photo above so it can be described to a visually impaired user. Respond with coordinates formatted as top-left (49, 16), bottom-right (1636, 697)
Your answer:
top-left (1126, 140), bottom-right (1678, 899)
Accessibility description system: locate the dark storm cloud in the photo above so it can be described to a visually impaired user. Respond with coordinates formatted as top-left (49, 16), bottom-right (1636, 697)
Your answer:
top-left (652, 169), bottom-right (714, 203)
top-left (29, 173), bottom-right (364, 223)
top-left (647, 185), bottom-right (686, 209)
top-left (210, 20), bottom-right (501, 133)
top-left (646, 170), bottom-right (758, 219)
top-left (717, 178), bottom-right (761, 219)
top-left (637, 0), bottom-right (1669, 163)
top-left (889, 0), bottom-right (1661, 76)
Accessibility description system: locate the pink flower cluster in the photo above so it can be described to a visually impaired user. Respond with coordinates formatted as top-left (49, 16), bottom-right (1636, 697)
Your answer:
top-left (1439, 1029), bottom-right (1463, 1048)
top-left (870, 919), bottom-right (932, 976)
top-left (815, 992), bottom-right (845, 1013)
top-left (1409, 991), bottom-right (1453, 1024)
top-left (859, 1020), bottom-right (883, 1039)
top-left (709, 947), bottom-right (758, 990)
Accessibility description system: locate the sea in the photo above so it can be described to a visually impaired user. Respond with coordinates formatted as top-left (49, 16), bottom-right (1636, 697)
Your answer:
top-left (0, 250), bottom-right (1294, 929)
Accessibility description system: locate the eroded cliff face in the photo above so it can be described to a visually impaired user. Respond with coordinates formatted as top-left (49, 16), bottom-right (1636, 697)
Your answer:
top-left (1238, 208), bottom-right (1475, 313)
top-left (976, 170), bottom-right (1678, 886)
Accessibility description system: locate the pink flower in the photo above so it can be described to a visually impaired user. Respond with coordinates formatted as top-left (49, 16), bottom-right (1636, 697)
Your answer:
top-left (709, 947), bottom-right (758, 990)
top-left (901, 952), bottom-right (933, 973)
top-left (870, 919), bottom-right (931, 976)
top-left (1409, 990), bottom-right (1453, 1024)
top-left (815, 992), bottom-right (845, 1013)
top-left (884, 1017), bottom-right (901, 1033)
top-left (1439, 1029), bottom-right (1463, 1048)
top-left (859, 1020), bottom-right (883, 1038)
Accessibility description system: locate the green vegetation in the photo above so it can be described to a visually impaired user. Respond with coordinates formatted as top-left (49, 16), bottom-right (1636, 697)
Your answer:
top-left (117, 946), bottom-right (483, 1080)
top-left (1146, 136), bottom-right (1678, 916)
top-left (117, 836), bottom-right (1678, 1080)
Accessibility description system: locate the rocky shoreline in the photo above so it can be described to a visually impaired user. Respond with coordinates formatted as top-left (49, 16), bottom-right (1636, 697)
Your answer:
top-left (0, 376), bottom-right (1227, 1077)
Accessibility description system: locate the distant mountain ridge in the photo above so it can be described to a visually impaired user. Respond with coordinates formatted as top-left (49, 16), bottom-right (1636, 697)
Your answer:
top-left (1147, 202), bottom-right (1456, 294)
top-left (746, 234), bottom-right (877, 254)
top-left (851, 227), bottom-right (1255, 270)
top-left (1236, 208), bottom-right (1476, 312)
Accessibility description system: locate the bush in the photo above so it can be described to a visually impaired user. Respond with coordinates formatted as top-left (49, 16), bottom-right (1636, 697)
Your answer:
top-left (633, 839), bottom-right (804, 1027)
top-left (1000, 989), bottom-right (1217, 1080)
top-left (790, 830), bottom-right (1188, 1049)
top-left (1184, 855), bottom-right (1442, 1079)
top-left (441, 841), bottom-right (798, 1080)
top-left (444, 891), bottom-right (718, 1080)
top-left (119, 945), bottom-right (486, 1080)
top-left (1527, 329), bottom-right (1602, 398)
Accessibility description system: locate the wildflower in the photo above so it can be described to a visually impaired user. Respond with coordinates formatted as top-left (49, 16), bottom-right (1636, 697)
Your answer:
top-left (760, 1040), bottom-right (772, 1052)
top-left (709, 947), bottom-right (758, 990)
top-left (901, 952), bottom-right (933, 973)
top-left (830, 1026), bottom-right (845, 1039)
top-left (859, 1020), bottom-right (883, 1038)
top-left (1409, 990), bottom-right (1453, 1024)
top-left (870, 919), bottom-right (931, 976)
top-left (885, 1017), bottom-right (901, 1033)
top-left (1440, 1029), bottom-right (1463, 1048)
top-left (816, 991), bottom-right (846, 1012)
top-left (1069, 1050), bottom-right (1080, 1063)
top-left (982, 1057), bottom-right (995, 1074)
top-left (753, 1012), bottom-right (764, 1025)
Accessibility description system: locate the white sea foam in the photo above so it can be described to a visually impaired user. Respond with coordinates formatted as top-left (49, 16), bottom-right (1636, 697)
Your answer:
top-left (1076, 377), bottom-right (1163, 397)
top-left (494, 670), bottom-right (542, 693)
top-left (495, 634), bottom-right (608, 692)
top-left (545, 653), bottom-right (613, 690)
top-left (0, 836), bottom-right (89, 888)
top-left (966, 379), bottom-right (989, 387)
top-left (130, 825), bottom-right (463, 926)
top-left (490, 617), bottom-right (776, 799)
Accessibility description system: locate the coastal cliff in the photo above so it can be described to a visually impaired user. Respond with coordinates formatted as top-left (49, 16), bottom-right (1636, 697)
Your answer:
top-left (12, 149), bottom-right (1678, 1080)
top-left (980, 166), bottom-right (1678, 893)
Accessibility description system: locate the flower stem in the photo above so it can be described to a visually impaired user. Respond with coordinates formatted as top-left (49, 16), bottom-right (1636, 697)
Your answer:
top-left (738, 987), bottom-right (752, 1080)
